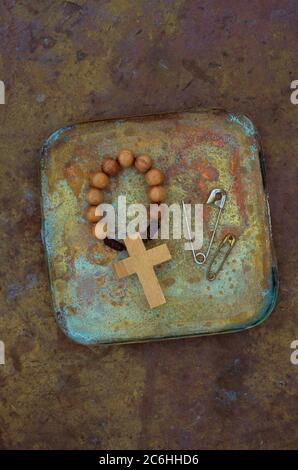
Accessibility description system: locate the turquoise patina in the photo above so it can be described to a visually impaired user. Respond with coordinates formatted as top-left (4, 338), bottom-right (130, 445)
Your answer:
top-left (41, 111), bottom-right (278, 344)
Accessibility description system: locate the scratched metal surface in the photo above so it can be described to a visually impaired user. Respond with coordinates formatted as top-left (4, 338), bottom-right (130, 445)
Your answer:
top-left (41, 111), bottom-right (277, 344)
top-left (0, 0), bottom-right (297, 450)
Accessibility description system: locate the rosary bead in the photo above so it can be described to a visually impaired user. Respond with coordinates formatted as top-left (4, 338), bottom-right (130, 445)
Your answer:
top-left (87, 152), bottom-right (167, 249)
top-left (148, 185), bottom-right (165, 203)
top-left (90, 171), bottom-right (109, 189)
top-left (104, 237), bottom-right (126, 251)
top-left (118, 149), bottom-right (134, 167)
top-left (135, 155), bottom-right (152, 173)
top-left (102, 157), bottom-right (120, 176)
top-left (86, 188), bottom-right (104, 205)
top-left (145, 168), bottom-right (165, 186)
top-left (85, 206), bottom-right (102, 223)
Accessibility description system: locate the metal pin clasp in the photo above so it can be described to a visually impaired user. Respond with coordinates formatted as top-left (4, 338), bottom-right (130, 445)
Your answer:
top-left (196, 188), bottom-right (227, 264)
top-left (207, 233), bottom-right (237, 281)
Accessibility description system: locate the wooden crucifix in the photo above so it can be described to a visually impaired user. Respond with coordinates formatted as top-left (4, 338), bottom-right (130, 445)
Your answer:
top-left (112, 233), bottom-right (172, 309)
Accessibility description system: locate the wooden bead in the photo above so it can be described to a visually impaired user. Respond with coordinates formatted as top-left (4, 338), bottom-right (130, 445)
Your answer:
top-left (145, 168), bottom-right (165, 186)
top-left (85, 206), bottom-right (102, 223)
top-left (102, 157), bottom-right (120, 176)
top-left (118, 149), bottom-right (134, 167)
top-left (148, 186), bottom-right (165, 203)
top-left (90, 171), bottom-right (109, 189)
top-left (100, 155), bottom-right (113, 172)
top-left (86, 188), bottom-right (103, 205)
top-left (135, 154), bottom-right (152, 173)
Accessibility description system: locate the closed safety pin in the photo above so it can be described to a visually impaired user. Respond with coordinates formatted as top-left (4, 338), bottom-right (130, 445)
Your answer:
top-left (207, 233), bottom-right (237, 281)
top-left (196, 188), bottom-right (227, 264)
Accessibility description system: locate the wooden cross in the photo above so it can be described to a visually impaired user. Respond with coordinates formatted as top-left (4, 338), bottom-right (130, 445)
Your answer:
top-left (112, 233), bottom-right (172, 309)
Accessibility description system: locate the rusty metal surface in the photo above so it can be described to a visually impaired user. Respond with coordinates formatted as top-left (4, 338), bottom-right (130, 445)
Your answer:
top-left (0, 0), bottom-right (297, 449)
top-left (41, 111), bottom-right (277, 344)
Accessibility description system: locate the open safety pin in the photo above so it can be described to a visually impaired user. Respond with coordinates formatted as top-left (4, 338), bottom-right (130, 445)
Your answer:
top-left (183, 188), bottom-right (227, 265)
top-left (207, 233), bottom-right (237, 281)
top-left (196, 188), bottom-right (227, 264)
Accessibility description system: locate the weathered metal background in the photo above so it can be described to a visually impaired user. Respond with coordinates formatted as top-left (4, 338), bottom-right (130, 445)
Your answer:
top-left (41, 111), bottom-right (277, 344)
top-left (0, 0), bottom-right (297, 449)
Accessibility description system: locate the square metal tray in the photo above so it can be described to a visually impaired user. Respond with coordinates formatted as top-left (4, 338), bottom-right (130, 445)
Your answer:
top-left (41, 110), bottom-right (278, 344)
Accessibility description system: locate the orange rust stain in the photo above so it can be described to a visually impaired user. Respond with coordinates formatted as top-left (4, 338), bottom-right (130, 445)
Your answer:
top-left (192, 160), bottom-right (219, 205)
top-left (221, 225), bottom-right (242, 238)
top-left (86, 243), bottom-right (115, 266)
top-left (197, 178), bottom-right (207, 194)
top-left (64, 163), bottom-right (86, 197)
top-left (212, 138), bottom-right (224, 147)
top-left (230, 148), bottom-right (247, 224)
top-left (175, 124), bottom-right (225, 149)
top-left (198, 161), bottom-right (219, 181)
top-left (97, 276), bottom-right (105, 288)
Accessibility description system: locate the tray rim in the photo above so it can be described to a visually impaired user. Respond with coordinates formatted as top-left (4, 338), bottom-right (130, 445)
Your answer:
top-left (40, 110), bottom-right (279, 345)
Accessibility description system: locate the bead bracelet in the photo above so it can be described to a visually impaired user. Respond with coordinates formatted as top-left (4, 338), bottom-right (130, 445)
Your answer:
top-left (85, 149), bottom-right (165, 251)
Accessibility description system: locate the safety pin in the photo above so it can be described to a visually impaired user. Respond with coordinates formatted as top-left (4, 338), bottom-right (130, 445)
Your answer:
top-left (195, 188), bottom-right (227, 264)
top-left (207, 233), bottom-right (237, 281)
